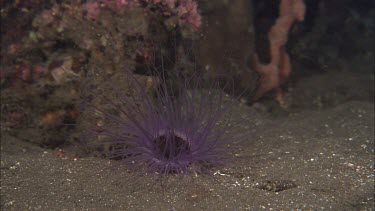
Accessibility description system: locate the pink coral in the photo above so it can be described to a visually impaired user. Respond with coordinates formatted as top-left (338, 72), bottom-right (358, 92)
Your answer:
top-left (164, 0), bottom-right (176, 9)
top-left (34, 66), bottom-right (48, 75)
top-left (14, 64), bottom-right (31, 81)
top-left (101, 0), bottom-right (137, 12)
top-left (252, 0), bottom-right (305, 106)
top-left (84, 2), bottom-right (101, 20)
top-left (176, 0), bottom-right (201, 31)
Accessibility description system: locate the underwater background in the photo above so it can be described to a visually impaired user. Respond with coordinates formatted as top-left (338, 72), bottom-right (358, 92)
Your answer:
top-left (1, 0), bottom-right (374, 210)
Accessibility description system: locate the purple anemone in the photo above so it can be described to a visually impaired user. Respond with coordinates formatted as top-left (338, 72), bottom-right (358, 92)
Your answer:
top-left (86, 71), bottom-right (234, 175)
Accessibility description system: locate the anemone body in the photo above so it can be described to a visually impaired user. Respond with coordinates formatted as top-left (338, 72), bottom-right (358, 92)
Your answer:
top-left (90, 73), bottom-right (231, 175)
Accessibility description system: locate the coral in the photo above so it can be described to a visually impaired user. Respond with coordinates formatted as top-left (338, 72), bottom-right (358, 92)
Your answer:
top-left (252, 0), bottom-right (305, 106)
top-left (14, 64), bottom-right (31, 81)
top-left (101, 0), bottom-right (138, 12)
top-left (0, 0), bottom-right (202, 151)
top-left (175, 0), bottom-right (201, 31)
top-left (165, 0), bottom-right (176, 9)
top-left (83, 0), bottom-right (201, 31)
top-left (84, 2), bottom-right (101, 20)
